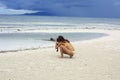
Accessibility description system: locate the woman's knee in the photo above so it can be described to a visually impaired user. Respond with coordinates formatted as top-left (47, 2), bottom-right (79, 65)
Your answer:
top-left (59, 45), bottom-right (64, 51)
top-left (59, 45), bottom-right (64, 49)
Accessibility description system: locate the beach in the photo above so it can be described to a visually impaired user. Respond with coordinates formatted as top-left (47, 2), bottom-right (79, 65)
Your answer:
top-left (0, 29), bottom-right (120, 80)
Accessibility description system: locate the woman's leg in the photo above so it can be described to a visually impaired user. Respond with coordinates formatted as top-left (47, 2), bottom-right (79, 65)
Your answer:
top-left (60, 47), bottom-right (64, 58)
top-left (59, 45), bottom-right (73, 58)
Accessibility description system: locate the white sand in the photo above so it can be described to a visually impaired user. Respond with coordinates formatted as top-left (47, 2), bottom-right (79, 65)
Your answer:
top-left (0, 29), bottom-right (120, 80)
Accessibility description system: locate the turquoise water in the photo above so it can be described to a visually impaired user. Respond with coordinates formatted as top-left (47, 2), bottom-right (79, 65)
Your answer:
top-left (0, 15), bottom-right (119, 51)
top-left (0, 32), bottom-right (108, 51)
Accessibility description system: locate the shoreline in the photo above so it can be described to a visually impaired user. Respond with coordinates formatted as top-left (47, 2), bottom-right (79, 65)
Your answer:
top-left (0, 28), bottom-right (120, 34)
top-left (0, 29), bottom-right (120, 80)
top-left (0, 29), bottom-right (110, 53)
top-left (0, 46), bottom-right (53, 53)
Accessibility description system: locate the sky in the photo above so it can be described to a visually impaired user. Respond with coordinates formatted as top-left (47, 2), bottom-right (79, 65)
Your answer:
top-left (0, 0), bottom-right (120, 18)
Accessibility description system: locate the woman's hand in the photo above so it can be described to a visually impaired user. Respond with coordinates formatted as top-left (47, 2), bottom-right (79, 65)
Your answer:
top-left (55, 42), bottom-right (59, 49)
top-left (55, 42), bottom-right (64, 49)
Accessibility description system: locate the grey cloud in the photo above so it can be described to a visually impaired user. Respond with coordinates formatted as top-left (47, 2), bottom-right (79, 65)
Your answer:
top-left (0, 0), bottom-right (120, 18)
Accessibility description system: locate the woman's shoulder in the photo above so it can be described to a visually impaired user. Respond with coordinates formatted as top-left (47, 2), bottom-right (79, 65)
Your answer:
top-left (65, 39), bottom-right (70, 43)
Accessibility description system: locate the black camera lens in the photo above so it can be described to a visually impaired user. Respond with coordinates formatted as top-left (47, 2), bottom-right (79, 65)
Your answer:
top-left (56, 48), bottom-right (58, 52)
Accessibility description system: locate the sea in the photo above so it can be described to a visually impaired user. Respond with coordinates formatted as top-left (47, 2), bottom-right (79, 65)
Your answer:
top-left (0, 15), bottom-right (120, 52)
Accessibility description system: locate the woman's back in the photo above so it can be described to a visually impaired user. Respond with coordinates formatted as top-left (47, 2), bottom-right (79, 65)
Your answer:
top-left (64, 41), bottom-right (74, 51)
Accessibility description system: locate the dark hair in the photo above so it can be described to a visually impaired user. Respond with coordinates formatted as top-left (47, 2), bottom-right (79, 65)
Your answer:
top-left (57, 35), bottom-right (69, 43)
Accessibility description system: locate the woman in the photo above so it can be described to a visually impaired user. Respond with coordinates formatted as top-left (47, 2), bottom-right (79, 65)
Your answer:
top-left (55, 35), bottom-right (75, 58)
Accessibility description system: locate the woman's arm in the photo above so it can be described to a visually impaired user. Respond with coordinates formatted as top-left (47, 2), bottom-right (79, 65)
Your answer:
top-left (55, 42), bottom-right (58, 49)
top-left (55, 42), bottom-right (62, 52)
top-left (55, 42), bottom-right (64, 49)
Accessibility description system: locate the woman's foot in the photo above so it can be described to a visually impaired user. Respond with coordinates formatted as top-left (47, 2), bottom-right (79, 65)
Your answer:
top-left (60, 56), bottom-right (63, 58)
top-left (70, 55), bottom-right (73, 58)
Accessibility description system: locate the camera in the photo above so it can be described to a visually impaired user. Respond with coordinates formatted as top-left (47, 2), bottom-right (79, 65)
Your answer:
top-left (56, 48), bottom-right (58, 52)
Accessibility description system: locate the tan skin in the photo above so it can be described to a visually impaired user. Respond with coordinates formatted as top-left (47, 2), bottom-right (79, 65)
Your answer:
top-left (55, 41), bottom-right (75, 58)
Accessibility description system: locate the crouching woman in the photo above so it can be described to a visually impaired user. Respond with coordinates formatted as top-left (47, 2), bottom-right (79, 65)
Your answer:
top-left (55, 35), bottom-right (75, 58)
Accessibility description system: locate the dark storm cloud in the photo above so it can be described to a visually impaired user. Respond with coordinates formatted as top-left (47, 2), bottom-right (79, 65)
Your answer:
top-left (0, 0), bottom-right (120, 18)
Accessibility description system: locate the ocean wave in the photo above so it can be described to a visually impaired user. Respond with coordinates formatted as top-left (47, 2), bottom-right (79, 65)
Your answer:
top-left (0, 32), bottom-right (108, 53)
